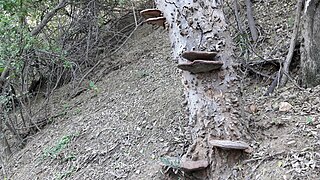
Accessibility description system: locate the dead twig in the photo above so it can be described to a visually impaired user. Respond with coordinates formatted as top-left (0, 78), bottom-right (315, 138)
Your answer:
top-left (280, 0), bottom-right (303, 86)
top-left (246, 151), bottom-right (285, 178)
top-left (266, 0), bottom-right (303, 95)
top-left (265, 67), bottom-right (282, 96)
top-left (282, 71), bottom-right (304, 91)
top-left (247, 66), bottom-right (273, 79)
top-left (31, 0), bottom-right (69, 36)
top-left (245, 0), bottom-right (258, 42)
top-left (246, 58), bottom-right (282, 66)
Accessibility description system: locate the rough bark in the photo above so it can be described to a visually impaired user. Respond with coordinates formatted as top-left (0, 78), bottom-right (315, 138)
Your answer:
top-left (155, 1), bottom-right (250, 178)
top-left (301, 0), bottom-right (320, 87)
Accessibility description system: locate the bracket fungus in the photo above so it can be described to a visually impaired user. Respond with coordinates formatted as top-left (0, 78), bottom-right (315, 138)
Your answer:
top-left (161, 157), bottom-right (208, 172)
top-left (180, 159), bottom-right (209, 172)
top-left (209, 140), bottom-right (252, 153)
top-left (182, 51), bottom-right (218, 61)
top-left (144, 17), bottom-right (166, 27)
top-left (177, 60), bottom-right (223, 74)
top-left (140, 9), bottom-right (162, 18)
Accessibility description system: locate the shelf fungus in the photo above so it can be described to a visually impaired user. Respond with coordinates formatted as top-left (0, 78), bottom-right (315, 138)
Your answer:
top-left (161, 157), bottom-right (209, 172)
top-left (144, 17), bottom-right (166, 27)
top-left (140, 9), bottom-right (162, 18)
top-left (182, 51), bottom-right (219, 61)
top-left (177, 60), bottom-right (223, 74)
top-left (209, 140), bottom-right (252, 153)
top-left (180, 159), bottom-right (209, 172)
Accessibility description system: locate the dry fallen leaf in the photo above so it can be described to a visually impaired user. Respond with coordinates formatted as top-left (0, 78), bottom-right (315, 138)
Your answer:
top-left (249, 104), bottom-right (258, 113)
top-left (279, 102), bottom-right (292, 112)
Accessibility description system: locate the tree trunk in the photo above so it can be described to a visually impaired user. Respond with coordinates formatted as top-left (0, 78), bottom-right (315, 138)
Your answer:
top-left (155, 1), bottom-right (251, 178)
top-left (301, 0), bottom-right (320, 87)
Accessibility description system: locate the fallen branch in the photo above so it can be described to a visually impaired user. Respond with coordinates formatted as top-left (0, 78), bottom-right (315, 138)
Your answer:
top-left (266, 0), bottom-right (303, 95)
top-left (246, 151), bottom-right (285, 178)
top-left (245, 0), bottom-right (258, 42)
top-left (247, 66), bottom-right (273, 79)
top-left (31, 0), bottom-right (69, 36)
top-left (280, 0), bottom-right (303, 86)
top-left (246, 58), bottom-right (282, 66)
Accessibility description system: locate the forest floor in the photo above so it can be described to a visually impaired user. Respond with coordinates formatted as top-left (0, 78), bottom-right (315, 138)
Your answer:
top-left (2, 1), bottom-right (320, 180)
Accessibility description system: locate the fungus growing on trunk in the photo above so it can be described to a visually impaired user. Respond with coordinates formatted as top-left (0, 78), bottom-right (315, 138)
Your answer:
top-left (144, 17), bottom-right (166, 27)
top-left (209, 140), bottom-right (252, 153)
top-left (177, 60), bottom-right (223, 74)
top-left (140, 9), bottom-right (162, 18)
top-left (182, 51), bottom-right (219, 61)
top-left (180, 158), bottom-right (209, 171)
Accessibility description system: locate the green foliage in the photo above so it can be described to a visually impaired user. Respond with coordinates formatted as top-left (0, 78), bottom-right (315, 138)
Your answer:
top-left (306, 116), bottom-right (313, 125)
top-left (89, 81), bottom-right (99, 93)
top-left (63, 59), bottom-right (72, 69)
top-left (160, 157), bottom-right (181, 169)
top-left (74, 108), bottom-right (81, 114)
top-left (0, 1), bottom-right (35, 75)
top-left (42, 135), bottom-right (73, 159)
top-left (0, 0), bottom-right (63, 76)
top-left (287, 16), bottom-right (294, 29)
top-left (55, 166), bottom-right (76, 180)
top-left (137, 70), bottom-right (149, 79)
top-left (234, 33), bottom-right (250, 54)
top-left (63, 103), bottom-right (70, 110)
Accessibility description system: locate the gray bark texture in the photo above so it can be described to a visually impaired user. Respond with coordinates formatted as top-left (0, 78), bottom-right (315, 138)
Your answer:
top-left (155, 0), bottom-right (251, 178)
top-left (301, 0), bottom-right (320, 87)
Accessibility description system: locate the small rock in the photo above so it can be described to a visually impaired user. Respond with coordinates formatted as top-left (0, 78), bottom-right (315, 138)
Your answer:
top-left (279, 102), bottom-right (292, 112)
top-left (135, 170), bottom-right (141, 174)
top-left (151, 154), bottom-right (156, 159)
top-left (249, 104), bottom-right (258, 113)
top-left (272, 102), bottom-right (279, 110)
top-left (161, 147), bottom-right (170, 155)
top-left (287, 140), bottom-right (296, 145)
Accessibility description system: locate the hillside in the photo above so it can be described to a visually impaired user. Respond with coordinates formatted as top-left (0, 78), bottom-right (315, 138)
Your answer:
top-left (4, 27), bottom-right (188, 179)
top-left (2, 1), bottom-right (320, 180)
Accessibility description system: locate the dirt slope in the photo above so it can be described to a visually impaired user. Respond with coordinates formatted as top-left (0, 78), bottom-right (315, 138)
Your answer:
top-left (3, 1), bottom-right (320, 179)
top-left (5, 27), bottom-right (188, 180)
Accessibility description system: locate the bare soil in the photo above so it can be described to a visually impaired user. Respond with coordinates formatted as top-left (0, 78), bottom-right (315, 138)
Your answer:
top-left (4, 26), bottom-right (188, 180)
top-left (2, 1), bottom-right (320, 180)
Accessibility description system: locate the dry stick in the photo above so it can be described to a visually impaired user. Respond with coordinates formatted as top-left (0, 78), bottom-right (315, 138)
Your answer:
top-left (233, 1), bottom-right (276, 90)
top-left (247, 151), bottom-right (285, 178)
top-left (234, 0), bottom-right (244, 34)
top-left (0, 0), bottom-right (67, 89)
top-left (280, 0), bottom-right (303, 86)
top-left (131, 2), bottom-right (138, 27)
top-left (234, 0), bottom-right (267, 80)
top-left (245, 0), bottom-right (258, 42)
top-left (234, 0), bottom-right (251, 69)
top-left (233, 1), bottom-right (271, 64)
top-left (230, 0), bottom-right (280, 66)
top-left (247, 66), bottom-right (272, 79)
top-left (73, 21), bottom-right (143, 94)
top-left (31, 0), bottom-right (68, 36)
top-left (0, 155), bottom-right (7, 178)
top-left (283, 71), bottom-right (304, 90)
top-left (265, 0), bottom-right (303, 95)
